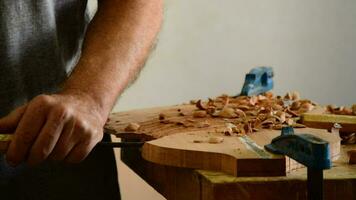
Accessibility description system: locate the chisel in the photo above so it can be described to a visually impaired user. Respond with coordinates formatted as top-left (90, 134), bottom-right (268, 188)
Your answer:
top-left (0, 133), bottom-right (143, 154)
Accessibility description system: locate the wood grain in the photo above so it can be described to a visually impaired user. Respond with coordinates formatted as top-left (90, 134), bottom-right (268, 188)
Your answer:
top-left (106, 105), bottom-right (341, 177)
top-left (142, 128), bottom-right (340, 176)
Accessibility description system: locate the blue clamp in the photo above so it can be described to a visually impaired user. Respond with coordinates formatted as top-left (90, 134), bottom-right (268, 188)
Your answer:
top-left (265, 127), bottom-right (331, 170)
top-left (240, 66), bottom-right (274, 96)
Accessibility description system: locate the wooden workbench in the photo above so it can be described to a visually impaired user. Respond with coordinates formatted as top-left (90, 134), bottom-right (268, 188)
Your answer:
top-left (107, 106), bottom-right (356, 200)
top-left (118, 137), bottom-right (355, 200)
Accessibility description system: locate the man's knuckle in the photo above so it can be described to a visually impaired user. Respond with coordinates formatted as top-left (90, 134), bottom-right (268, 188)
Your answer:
top-left (34, 95), bottom-right (52, 105)
top-left (53, 103), bottom-right (70, 119)
top-left (75, 119), bottom-right (88, 133)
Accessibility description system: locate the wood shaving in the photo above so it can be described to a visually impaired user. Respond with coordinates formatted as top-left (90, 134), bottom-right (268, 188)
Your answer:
top-left (223, 123), bottom-right (235, 135)
top-left (284, 92), bottom-right (292, 101)
top-left (125, 122), bottom-right (140, 132)
top-left (196, 100), bottom-right (207, 110)
top-left (223, 127), bottom-right (234, 136)
top-left (235, 109), bottom-right (247, 118)
top-left (286, 118), bottom-right (294, 126)
top-left (159, 113), bottom-right (166, 120)
top-left (265, 91), bottom-right (274, 99)
top-left (326, 104), bottom-right (356, 116)
top-left (352, 105), bottom-right (356, 115)
top-left (178, 112), bottom-right (186, 116)
top-left (218, 107), bottom-right (238, 118)
top-left (290, 101), bottom-right (301, 110)
top-left (193, 110), bottom-right (207, 118)
top-left (299, 102), bottom-right (314, 113)
top-left (291, 91), bottom-right (300, 101)
top-left (208, 136), bottom-right (224, 144)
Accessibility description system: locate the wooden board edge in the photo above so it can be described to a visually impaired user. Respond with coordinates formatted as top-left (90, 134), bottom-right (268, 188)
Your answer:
top-left (142, 142), bottom-right (286, 177)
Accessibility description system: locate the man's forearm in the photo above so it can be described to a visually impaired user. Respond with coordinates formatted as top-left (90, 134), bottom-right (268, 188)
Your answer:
top-left (62, 0), bottom-right (163, 116)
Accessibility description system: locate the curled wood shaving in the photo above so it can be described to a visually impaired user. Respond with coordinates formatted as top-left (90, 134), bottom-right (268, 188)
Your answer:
top-left (223, 127), bottom-right (234, 136)
top-left (125, 123), bottom-right (140, 132)
top-left (218, 107), bottom-right (238, 118)
top-left (299, 102), bottom-right (315, 113)
top-left (290, 101), bottom-right (301, 110)
top-left (196, 100), bottom-right (207, 110)
top-left (235, 109), bottom-right (247, 118)
top-left (159, 113), bottom-right (166, 120)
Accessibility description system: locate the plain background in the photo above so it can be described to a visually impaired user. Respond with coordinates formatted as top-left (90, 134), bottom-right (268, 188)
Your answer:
top-left (89, 1), bottom-right (356, 199)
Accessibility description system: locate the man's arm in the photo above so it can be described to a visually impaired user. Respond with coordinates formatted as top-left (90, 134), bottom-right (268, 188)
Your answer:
top-left (3, 0), bottom-right (163, 166)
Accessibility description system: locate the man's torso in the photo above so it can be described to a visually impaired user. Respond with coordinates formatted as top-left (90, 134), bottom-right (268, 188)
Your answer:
top-left (0, 0), bottom-right (90, 116)
top-left (0, 1), bottom-right (120, 199)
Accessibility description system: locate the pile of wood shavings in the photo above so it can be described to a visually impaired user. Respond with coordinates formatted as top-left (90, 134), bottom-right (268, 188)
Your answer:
top-left (158, 91), bottom-right (316, 135)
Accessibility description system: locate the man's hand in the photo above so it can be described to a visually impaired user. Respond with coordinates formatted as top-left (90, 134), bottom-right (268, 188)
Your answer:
top-left (2, 92), bottom-right (106, 166)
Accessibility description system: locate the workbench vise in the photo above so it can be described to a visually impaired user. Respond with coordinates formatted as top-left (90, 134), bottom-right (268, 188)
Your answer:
top-left (265, 127), bottom-right (331, 200)
top-left (240, 66), bottom-right (274, 96)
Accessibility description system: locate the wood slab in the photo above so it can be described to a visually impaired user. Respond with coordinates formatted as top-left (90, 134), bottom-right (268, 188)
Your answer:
top-left (142, 128), bottom-right (340, 177)
top-left (105, 105), bottom-right (341, 177)
top-left (301, 106), bottom-right (356, 133)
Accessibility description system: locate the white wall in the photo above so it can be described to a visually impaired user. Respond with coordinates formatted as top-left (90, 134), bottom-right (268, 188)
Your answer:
top-left (114, 0), bottom-right (356, 112)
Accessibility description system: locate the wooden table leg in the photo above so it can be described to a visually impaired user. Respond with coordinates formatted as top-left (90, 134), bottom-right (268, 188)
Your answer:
top-left (121, 138), bottom-right (202, 200)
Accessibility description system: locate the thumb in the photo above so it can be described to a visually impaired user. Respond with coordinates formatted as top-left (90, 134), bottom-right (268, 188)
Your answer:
top-left (0, 105), bottom-right (27, 133)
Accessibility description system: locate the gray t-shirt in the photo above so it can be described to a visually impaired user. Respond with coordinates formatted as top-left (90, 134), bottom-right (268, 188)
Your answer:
top-left (0, 0), bottom-right (89, 116)
top-left (0, 1), bottom-right (120, 199)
